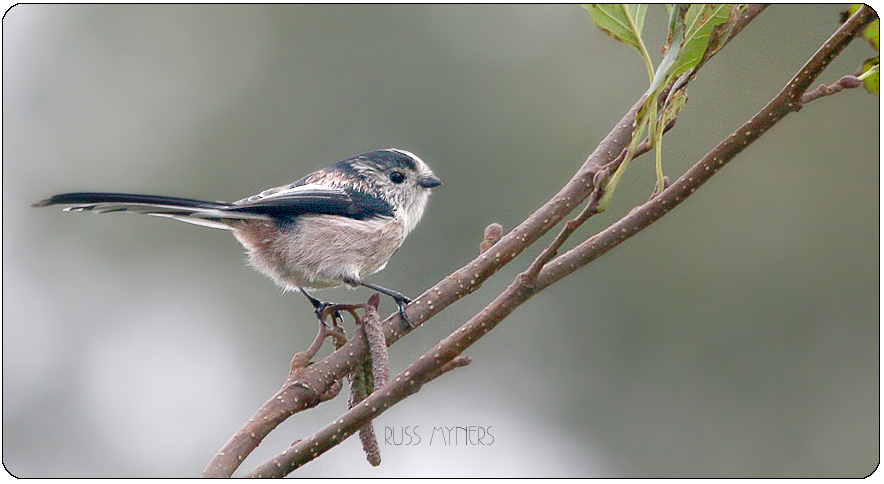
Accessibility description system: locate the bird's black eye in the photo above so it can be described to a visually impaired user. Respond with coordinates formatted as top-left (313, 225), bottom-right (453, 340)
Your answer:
top-left (390, 171), bottom-right (406, 184)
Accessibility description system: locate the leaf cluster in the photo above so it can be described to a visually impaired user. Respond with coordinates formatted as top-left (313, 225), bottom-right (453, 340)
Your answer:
top-left (843, 4), bottom-right (879, 93)
top-left (584, 4), bottom-right (746, 205)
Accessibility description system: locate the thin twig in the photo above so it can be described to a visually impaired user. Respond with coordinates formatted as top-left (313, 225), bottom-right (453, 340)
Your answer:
top-left (519, 175), bottom-right (607, 288)
top-left (800, 75), bottom-right (864, 104)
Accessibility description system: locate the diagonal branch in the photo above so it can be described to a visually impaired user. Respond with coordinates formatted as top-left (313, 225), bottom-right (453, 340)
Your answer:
top-left (204, 5), bottom-right (878, 477)
top-left (241, 5), bottom-right (875, 477)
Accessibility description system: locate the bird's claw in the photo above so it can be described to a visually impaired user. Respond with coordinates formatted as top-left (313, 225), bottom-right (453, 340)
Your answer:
top-left (302, 291), bottom-right (340, 327)
top-left (392, 295), bottom-right (414, 328)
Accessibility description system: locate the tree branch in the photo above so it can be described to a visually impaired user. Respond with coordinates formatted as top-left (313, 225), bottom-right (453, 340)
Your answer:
top-left (205, 5), bottom-right (877, 477)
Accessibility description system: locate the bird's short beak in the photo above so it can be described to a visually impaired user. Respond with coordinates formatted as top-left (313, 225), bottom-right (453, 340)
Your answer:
top-left (419, 175), bottom-right (442, 189)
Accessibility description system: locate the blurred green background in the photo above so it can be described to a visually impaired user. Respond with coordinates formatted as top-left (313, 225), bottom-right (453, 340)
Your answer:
top-left (3, 4), bottom-right (878, 477)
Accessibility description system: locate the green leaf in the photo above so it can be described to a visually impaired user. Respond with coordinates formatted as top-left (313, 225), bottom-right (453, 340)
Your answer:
top-left (864, 13), bottom-right (879, 51)
top-left (584, 4), bottom-right (648, 52)
top-left (861, 57), bottom-right (879, 94)
top-left (692, 5), bottom-right (747, 74)
top-left (649, 4), bottom-right (688, 94)
top-left (667, 4), bottom-right (741, 84)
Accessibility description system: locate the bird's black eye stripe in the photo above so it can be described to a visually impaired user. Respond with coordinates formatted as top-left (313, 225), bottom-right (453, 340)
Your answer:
top-left (390, 171), bottom-right (406, 184)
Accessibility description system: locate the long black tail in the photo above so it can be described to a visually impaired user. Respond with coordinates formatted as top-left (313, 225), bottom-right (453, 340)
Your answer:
top-left (32, 192), bottom-right (266, 229)
top-left (32, 192), bottom-right (230, 209)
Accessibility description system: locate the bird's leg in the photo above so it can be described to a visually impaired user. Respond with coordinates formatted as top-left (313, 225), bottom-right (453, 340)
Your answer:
top-left (345, 278), bottom-right (414, 327)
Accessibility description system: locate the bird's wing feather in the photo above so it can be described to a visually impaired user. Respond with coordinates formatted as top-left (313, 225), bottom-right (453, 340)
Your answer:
top-left (231, 183), bottom-right (394, 220)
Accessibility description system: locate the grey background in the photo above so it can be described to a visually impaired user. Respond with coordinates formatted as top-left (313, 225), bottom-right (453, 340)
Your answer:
top-left (3, 4), bottom-right (878, 477)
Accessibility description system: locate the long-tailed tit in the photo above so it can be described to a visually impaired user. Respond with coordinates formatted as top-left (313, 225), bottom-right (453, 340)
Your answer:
top-left (33, 148), bottom-right (441, 325)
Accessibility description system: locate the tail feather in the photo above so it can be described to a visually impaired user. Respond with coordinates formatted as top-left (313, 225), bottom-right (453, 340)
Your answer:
top-left (32, 192), bottom-right (269, 230)
top-left (32, 192), bottom-right (230, 209)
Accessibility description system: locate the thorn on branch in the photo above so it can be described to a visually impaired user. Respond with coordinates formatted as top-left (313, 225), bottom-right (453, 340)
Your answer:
top-left (480, 223), bottom-right (504, 254)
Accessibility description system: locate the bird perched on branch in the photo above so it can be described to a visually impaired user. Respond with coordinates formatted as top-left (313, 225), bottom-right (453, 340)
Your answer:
top-left (33, 148), bottom-right (441, 326)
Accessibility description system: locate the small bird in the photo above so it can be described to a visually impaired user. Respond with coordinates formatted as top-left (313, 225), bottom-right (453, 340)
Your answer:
top-left (33, 148), bottom-right (441, 326)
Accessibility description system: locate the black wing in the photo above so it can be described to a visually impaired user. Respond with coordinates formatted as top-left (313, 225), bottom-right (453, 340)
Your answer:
top-left (229, 183), bottom-right (394, 221)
